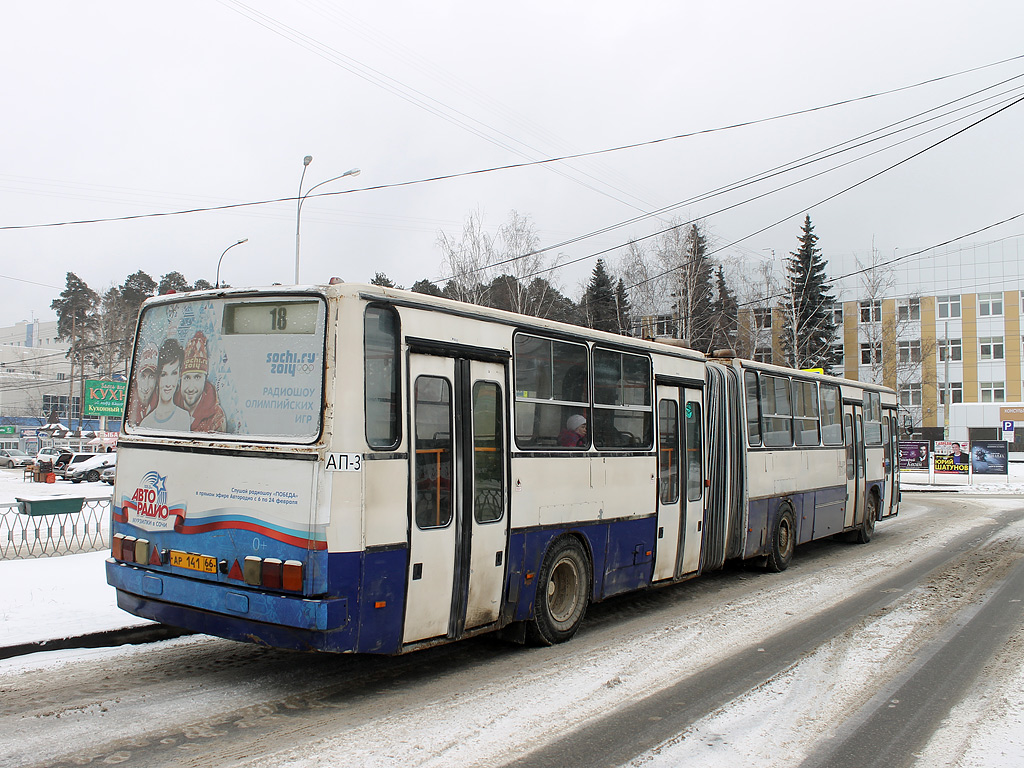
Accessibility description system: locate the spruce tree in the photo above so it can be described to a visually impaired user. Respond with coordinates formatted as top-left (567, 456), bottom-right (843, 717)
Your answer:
top-left (615, 278), bottom-right (632, 336)
top-left (781, 215), bottom-right (838, 369)
top-left (710, 265), bottom-right (738, 351)
top-left (583, 260), bottom-right (618, 333)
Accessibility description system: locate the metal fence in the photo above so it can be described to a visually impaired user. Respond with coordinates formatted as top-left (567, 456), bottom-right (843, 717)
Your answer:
top-left (0, 497), bottom-right (112, 560)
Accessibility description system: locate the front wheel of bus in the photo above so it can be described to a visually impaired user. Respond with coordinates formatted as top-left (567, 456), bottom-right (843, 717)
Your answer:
top-left (527, 537), bottom-right (591, 646)
top-left (766, 507), bottom-right (795, 573)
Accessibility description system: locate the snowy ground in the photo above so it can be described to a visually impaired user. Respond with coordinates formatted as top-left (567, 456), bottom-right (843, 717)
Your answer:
top-left (0, 467), bottom-right (1022, 767)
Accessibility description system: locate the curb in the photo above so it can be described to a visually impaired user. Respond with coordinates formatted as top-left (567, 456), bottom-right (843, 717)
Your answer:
top-left (0, 624), bottom-right (193, 661)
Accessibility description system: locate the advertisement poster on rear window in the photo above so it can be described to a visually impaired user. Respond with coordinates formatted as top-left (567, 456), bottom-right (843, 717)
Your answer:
top-left (933, 441), bottom-right (970, 474)
top-left (970, 440), bottom-right (1009, 475)
top-left (125, 295), bottom-right (326, 441)
top-left (898, 440), bottom-right (929, 471)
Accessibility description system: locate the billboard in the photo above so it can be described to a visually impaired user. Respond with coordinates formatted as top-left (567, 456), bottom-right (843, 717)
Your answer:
top-left (970, 440), bottom-right (1009, 475)
top-left (933, 441), bottom-right (969, 474)
top-left (898, 441), bottom-right (929, 471)
top-left (84, 379), bottom-right (128, 417)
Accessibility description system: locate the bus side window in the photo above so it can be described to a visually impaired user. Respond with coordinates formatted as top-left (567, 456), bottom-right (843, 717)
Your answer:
top-left (364, 305), bottom-right (400, 450)
top-left (760, 374), bottom-right (793, 447)
top-left (744, 370), bottom-right (761, 447)
top-left (414, 376), bottom-right (453, 529)
top-left (514, 334), bottom-right (589, 449)
top-left (659, 399), bottom-right (680, 504)
top-left (685, 401), bottom-right (702, 501)
top-left (845, 414), bottom-right (855, 479)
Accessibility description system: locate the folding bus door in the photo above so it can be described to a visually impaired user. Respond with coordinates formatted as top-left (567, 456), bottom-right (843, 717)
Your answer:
top-left (653, 384), bottom-right (704, 581)
top-left (843, 404), bottom-right (866, 529)
top-left (404, 352), bottom-right (509, 646)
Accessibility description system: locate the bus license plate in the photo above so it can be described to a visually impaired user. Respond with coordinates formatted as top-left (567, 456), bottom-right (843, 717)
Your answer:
top-left (169, 550), bottom-right (218, 574)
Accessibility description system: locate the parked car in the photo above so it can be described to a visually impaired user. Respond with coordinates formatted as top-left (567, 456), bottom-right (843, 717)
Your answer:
top-left (100, 465), bottom-right (116, 485)
top-left (68, 453), bottom-right (117, 483)
top-left (35, 446), bottom-right (62, 464)
top-left (55, 452), bottom-right (94, 479)
top-left (0, 449), bottom-right (34, 468)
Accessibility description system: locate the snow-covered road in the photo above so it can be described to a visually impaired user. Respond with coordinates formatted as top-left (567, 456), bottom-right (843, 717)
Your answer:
top-left (1, 493), bottom-right (1022, 767)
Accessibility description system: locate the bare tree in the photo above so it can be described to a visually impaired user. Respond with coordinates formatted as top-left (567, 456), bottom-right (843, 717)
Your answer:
top-left (437, 209), bottom-right (566, 318)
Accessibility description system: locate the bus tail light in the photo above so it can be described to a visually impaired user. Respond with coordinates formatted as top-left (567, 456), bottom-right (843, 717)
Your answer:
top-left (121, 536), bottom-right (137, 563)
top-left (243, 556), bottom-right (262, 586)
top-left (262, 559), bottom-right (283, 590)
top-left (134, 539), bottom-right (150, 565)
top-left (112, 533), bottom-right (125, 560)
top-left (282, 560), bottom-right (303, 591)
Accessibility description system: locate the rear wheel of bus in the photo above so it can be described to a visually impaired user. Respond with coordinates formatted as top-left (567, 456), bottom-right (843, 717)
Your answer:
top-left (527, 536), bottom-right (591, 646)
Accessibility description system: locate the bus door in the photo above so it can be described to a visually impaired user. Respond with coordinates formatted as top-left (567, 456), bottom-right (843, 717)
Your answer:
top-left (404, 352), bottom-right (509, 645)
top-left (882, 410), bottom-right (898, 517)
top-left (843, 405), bottom-right (866, 529)
top-left (652, 384), bottom-right (704, 581)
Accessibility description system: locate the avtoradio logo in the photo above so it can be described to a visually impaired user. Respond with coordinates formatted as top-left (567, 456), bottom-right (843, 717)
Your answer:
top-left (125, 470), bottom-right (185, 530)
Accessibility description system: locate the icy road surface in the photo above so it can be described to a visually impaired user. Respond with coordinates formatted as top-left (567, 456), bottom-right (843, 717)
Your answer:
top-left (0, 494), bottom-right (1022, 767)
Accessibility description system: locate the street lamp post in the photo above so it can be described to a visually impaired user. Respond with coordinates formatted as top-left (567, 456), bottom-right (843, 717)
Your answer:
top-left (294, 156), bottom-right (360, 284)
top-left (216, 239), bottom-right (248, 289)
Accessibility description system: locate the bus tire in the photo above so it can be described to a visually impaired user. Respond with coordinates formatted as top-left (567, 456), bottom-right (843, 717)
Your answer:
top-left (855, 492), bottom-right (878, 544)
top-left (765, 507), bottom-right (795, 573)
top-left (527, 536), bottom-right (591, 646)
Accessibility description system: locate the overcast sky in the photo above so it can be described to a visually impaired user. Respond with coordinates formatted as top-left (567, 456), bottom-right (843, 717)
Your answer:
top-left (3, 0), bottom-right (1023, 326)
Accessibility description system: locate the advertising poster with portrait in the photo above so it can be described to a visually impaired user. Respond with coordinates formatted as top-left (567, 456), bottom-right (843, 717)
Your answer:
top-left (898, 440), bottom-right (929, 471)
top-left (125, 295), bottom-right (326, 442)
top-left (969, 440), bottom-right (1009, 476)
top-left (933, 440), bottom-right (970, 474)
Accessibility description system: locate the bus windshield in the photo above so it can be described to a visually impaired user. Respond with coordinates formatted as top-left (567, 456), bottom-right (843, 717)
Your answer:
top-left (124, 294), bottom-right (326, 442)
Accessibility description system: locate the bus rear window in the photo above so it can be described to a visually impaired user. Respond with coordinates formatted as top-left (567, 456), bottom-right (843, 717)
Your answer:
top-left (125, 295), bottom-right (326, 442)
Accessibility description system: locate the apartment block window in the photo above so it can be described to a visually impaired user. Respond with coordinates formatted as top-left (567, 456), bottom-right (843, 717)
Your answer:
top-left (898, 383), bottom-right (922, 407)
top-left (753, 346), bottom-right (772, 363)
top-left (980, 381), bottom-right (1005, 403)
top-left (753, 308), bottom-right (772, 330)
top-left (56, 372), bottom-right (66, 381)
top-left (938, 383), bottom-right (963, 406)
top-left (939, 338), bottom-right (962, 362)
top-left (978, 292), bottom-right (1003, 316)
top-left (937, 295), bottom-right (961, 319)
top-left (896, 298), bottom-right (921, 321)
top-left (860, 342), bottom-right (881, 365)
top-left (980, 336), bottom-right (1004, 361)
top-left (832, 305), bottom-right (844, 327)
top-left (859, 300), bottom-right (882, 323)
top-left (897, 340), bottom-right (922, 364)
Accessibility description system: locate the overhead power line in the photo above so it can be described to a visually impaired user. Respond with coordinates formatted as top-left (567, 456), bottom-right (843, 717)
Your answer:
top-left (3, 54), bottom-right (1023, 233)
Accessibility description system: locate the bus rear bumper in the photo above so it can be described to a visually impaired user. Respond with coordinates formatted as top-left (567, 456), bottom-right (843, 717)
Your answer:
top-left (105, 558), bottom-right (347, 633)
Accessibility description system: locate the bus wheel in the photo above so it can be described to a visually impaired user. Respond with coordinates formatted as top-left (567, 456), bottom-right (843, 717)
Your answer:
top-left (855, 493), bottom-right (878, 544)
top-left (527, 537), bottom-right (591, 646)
top-left (765, 507), bottom-right (795, 573)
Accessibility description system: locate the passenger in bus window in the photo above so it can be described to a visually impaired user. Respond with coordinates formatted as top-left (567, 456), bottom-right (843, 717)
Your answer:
top-left (559, 414), bottom-right (587, 447)
top-left (127, 344), bottom-right (158, 426)
top-left (141, 338), bottom-right (192, 431)
top-left (178, 331), bottom-right (226, 432)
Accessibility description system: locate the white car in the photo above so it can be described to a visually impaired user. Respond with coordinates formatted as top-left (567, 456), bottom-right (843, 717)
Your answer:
top-left (67, 453), bottom-right (117, 483)
top-left (100, 465), bottom-right (116, 485)
top-left (35, 447), bottom-right (62, 465)
top-left (0, 449), bottom-right (34, 468)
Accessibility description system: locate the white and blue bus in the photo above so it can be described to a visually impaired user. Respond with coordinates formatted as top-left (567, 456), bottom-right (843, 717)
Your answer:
top-left (106, 282), bottom-right (899, 653)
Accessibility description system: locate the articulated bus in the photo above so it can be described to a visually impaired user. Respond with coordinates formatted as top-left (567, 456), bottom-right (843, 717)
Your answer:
top-left (106, 282), bottom-right (899, 653)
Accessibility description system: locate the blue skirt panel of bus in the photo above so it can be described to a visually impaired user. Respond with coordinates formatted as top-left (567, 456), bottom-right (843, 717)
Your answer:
top-left (106, 548), bottom-right (408, 654)
top-left (506, 515), bottom-right (657, 622)
top-left (744, 484), bottom-right (848, 559)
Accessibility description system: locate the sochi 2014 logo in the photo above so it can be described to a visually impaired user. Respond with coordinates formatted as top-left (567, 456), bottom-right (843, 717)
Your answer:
top-left (125, 471), bottom-right (185, 531)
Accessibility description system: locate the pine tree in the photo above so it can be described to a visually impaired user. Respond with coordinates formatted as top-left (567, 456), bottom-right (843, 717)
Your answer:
top-left (781, 215), bottom-right (838, 369)
top-left (371, 272), bottom-right (396, 287)
top-left (582, 260), bottom-right (618, 332)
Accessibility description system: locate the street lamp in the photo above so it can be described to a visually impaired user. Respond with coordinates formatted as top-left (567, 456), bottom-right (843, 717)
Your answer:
top-left (294, 156), bottom-right (360, 284)
top-left (216, 239), bottom-right (248, 289)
